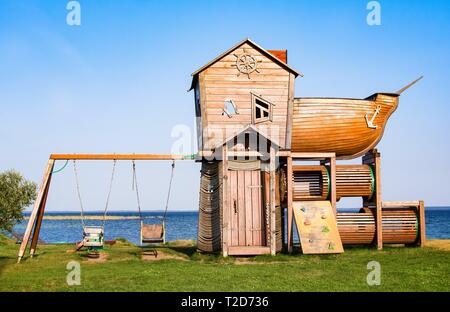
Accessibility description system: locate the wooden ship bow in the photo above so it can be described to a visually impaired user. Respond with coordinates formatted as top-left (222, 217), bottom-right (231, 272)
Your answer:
top-left (291, 76), bottom-right (423, 159)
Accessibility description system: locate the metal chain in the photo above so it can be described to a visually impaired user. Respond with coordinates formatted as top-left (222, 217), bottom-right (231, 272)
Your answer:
top-left (163, 160), bottom-right (176, 221)
top-left (73, 160), bottom-right (117, 230)
top-left (132, 160), bottom-right (143, 221)
top-left (101, 160), bottom-right (117, 228)
top-left (72, 160), bottom-right (86, 230)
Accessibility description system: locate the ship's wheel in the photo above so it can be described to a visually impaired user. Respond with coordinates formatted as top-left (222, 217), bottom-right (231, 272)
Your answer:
top-left (232, 52), bottom-right (261, 78)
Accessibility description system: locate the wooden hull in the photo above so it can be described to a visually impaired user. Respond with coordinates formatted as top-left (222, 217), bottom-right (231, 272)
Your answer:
top-left (292, 93), bottom-right (399, 159)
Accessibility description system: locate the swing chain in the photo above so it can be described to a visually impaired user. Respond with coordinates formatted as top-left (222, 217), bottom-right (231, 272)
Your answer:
top-left (132, 160), bottom-right (175, 223)
top-left (73, 160), bottom-right (86, 230)
top-left (132, 160), bottom-right (143, 221)
top-left (73, 159), bottom-right (117, 230)
top-left (102, 160), bottom-right (117, 228)
top-left (163, 160), bottom-right (176, 221)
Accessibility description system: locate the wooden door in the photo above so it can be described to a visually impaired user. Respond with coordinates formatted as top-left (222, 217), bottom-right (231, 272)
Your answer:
top-left (228, 169), bottom-right (265, 247)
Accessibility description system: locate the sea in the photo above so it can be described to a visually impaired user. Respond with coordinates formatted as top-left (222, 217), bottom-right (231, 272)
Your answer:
top-left (12, 208), bottom-right (450, 244)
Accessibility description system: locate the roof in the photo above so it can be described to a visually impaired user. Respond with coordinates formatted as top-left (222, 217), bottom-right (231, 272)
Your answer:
top-left (267, 50), bottom-right (287, 63)
top-left (218, 124), bottom-right (281, 150)
top-left (189, 38), bottom-right (303, 90)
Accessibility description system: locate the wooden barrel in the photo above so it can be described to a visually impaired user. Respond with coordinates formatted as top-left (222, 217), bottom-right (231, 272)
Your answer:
top-left (335, 165), bottom-right (374, 200)
top-left (337, 208), bottom-right (418, 245)
top-left (197, 161), bottom-right (222, 252)
top-left (291, 165), bottom-right (374, 201)
top-left (292, 165), bottom-right (329, 201)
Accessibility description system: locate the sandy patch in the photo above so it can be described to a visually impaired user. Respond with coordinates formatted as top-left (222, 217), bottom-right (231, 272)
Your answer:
top-left (168, 240), bottom-right (195, 247)
top-left (234, 258), bottom-right (302, 265)
top-left (141, 250), bottom-right (187, 261)
top-left (83, 252), bottom-right (108, 263)
top-left (425, 239), bottom-right (450, 251)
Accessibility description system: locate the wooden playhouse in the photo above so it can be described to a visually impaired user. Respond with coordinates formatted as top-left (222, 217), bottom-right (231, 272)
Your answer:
top-left (191, 38), bottom-right (425, 256)
top-left (17, 38), bottom-right (425, 262)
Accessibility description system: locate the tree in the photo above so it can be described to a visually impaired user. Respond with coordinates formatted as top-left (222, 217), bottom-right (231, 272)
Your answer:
top-left (0, 170), bottom-right (37, 232)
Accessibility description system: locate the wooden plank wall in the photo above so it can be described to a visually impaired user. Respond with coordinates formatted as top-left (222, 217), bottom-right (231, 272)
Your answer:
top-left (200, 43), bottom-right (290, 150)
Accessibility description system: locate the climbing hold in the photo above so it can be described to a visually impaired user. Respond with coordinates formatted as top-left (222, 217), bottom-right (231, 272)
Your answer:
top-left (328, 242), bottom-right (335, 250)
top-left (301, 207), bottom-right (306, 213)
top-left (321, 214), bottom-right (327, 219)
top-left (304, 219), bottom-right (311, 225)
top-left (322, 226), bottom-right (330, 233)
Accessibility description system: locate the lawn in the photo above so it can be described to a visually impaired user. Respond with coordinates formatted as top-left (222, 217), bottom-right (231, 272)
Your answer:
top-left (0, 234), bottom-right (449, 292)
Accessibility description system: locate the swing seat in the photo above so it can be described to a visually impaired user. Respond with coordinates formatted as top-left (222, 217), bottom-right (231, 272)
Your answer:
top-left (140, 221), bottom-right (165, 244)
top-left (83, 226), bottom-right (104, 248)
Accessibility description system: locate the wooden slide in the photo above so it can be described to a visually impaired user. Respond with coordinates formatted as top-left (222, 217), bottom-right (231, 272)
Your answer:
top-left (293, 201), bottom-right (344, 254)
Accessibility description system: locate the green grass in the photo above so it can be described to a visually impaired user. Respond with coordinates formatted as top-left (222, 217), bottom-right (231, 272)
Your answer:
top-left (0, 235), bottom-right (449, 292)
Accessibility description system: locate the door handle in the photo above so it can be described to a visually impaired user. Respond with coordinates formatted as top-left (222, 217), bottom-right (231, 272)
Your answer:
top-left (234, 200), bottom-right (237, 214)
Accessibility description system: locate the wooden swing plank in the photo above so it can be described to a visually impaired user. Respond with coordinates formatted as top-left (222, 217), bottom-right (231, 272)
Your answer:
top-left (50, 154), bottom-right (193, 160)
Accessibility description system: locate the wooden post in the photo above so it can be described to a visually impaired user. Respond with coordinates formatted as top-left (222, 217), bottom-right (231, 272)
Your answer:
top-left (374, 150), bottom-right (382, 250)
top-left (287, 156), bottom-right (293, 253)
top-left (330, 155), bottom-right (337, 215)
top-left (362, 149), bottom-right (383, 250)
top-left (269, 145), bottom-right (276, 255)
top-left (418, 200), bottom-right (426, 247)
top-left (17, 159), bottom-right (55, 263)
top-left (29, 170), bottom-right (53, 258)
top-left (221, 145), bottom-right (229, 257)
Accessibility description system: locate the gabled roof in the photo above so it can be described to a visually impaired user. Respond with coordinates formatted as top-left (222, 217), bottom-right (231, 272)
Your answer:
top-left (189, 38), bottom-right (303, 90)
top-left (219, 124), bottom-right (281, 150)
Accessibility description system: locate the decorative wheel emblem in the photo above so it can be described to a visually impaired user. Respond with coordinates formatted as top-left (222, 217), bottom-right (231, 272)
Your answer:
top-left (232, 51), bottom-right (261, 78)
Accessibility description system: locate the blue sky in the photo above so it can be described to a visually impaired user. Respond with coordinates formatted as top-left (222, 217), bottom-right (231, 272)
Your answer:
top-left (0, 0), bottom-right (449, 211)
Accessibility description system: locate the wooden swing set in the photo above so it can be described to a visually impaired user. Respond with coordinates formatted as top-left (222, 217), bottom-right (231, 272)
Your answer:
top-left (17, 153), bottom-right (194, 263)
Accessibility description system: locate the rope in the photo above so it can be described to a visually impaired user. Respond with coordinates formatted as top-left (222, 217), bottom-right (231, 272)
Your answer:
top-left (52, 160), bottom-right (69, 173)
top-left (163, 160), bottom-right (176, 221)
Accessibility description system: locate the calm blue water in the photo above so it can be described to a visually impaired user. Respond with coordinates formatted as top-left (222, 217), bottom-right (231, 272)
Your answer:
top-left (14, 211), bottom-right (198, 244)
top-left (12, 208), bottom-right (450, 244)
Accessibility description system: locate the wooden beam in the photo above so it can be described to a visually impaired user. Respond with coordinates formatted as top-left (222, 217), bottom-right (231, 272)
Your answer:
top-left (287, 156), bottom-right (293, 253)
top-left (290, 152), bottom-right (336, 160)
top-left (330, 155), bottom-right (337, 215)
top-left (29, 170), bottom-right (52, 258)
top-left (17, 159), bottom-right (55, 263)
top-left (382, 201), bottom-right (420, 208)
top-left (277, 151), bottom-right (291, 157)
top-left (374, 150), bottom-right (383, 250)
top-left (221, 145), bottom-right (229, 257)
top-left (50, 154), bottom-right (194, 160)
top-left (285, 73), bottom-right (295, 149)
top-left (228, 246), bottom-right (271, 256)
top-left (198, 150), bottom-right (291, 158)
top-left (269, 145), bottom-right (276, 255)
top-left (227, 151), bottom-right (264, 158)
top-left (418, 200), bottom-right (426, 247)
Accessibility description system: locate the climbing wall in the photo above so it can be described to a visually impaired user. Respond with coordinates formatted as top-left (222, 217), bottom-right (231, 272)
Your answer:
top-left (293, 201), bottom-right (344, 254)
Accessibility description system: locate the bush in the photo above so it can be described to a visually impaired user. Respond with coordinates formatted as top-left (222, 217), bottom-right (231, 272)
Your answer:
top-left (0, 170), bottom-right (37, 232)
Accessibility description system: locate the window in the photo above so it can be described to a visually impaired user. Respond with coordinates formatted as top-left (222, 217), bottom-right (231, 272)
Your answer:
top-left (222, 99), bottom-right (239, 118)
top-left (251, 92), bottom-right (275, 124)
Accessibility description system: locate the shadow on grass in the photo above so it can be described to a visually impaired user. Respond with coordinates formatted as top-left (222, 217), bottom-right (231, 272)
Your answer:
top-left (0, 256), bottom-right (11, 277)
